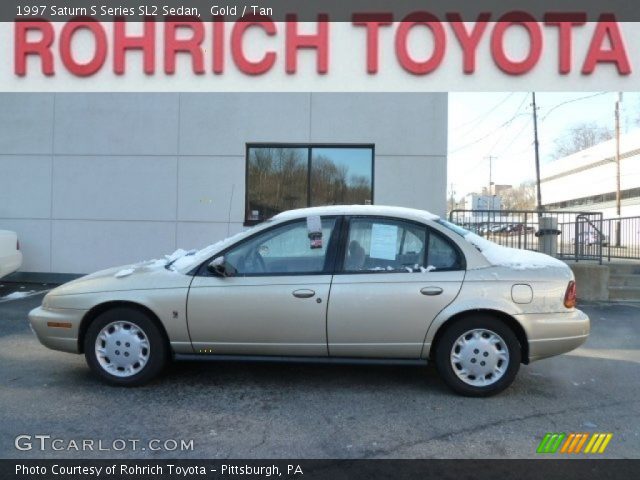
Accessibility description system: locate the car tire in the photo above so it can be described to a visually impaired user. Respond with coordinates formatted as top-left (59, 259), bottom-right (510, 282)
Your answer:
top-left (434, 315), bottom-right (521, 397)
top-left (84, 307), bottom-right (168, 387)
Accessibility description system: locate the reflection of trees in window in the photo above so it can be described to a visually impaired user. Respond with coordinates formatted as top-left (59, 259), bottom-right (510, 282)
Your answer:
top-left (311, 156), bottom-right (372, 206)
top-left (248, 148), bottom-right (308, 220)
top-left (247, 146), bottom-right (374, 222)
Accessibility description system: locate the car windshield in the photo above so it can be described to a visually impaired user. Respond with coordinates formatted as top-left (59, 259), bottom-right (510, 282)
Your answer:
top-left (435, 219), bottom-right (471, 238)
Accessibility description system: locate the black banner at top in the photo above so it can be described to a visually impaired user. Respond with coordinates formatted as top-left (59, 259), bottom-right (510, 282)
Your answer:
top-left (5, 0), bottom-right (640, 22)
top-left (4, 459), bottom-right (640, 480)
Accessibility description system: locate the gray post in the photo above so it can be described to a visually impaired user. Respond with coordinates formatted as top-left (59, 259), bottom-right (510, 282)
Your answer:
top-left (538, 217), bottom-right (559, 256)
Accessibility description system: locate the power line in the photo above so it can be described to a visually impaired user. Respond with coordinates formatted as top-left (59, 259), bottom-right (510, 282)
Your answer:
top-left (451, 92), bottom-right (515, 131)
top-left (540, 92), bottom-right (610, 123)
top-left (495, 116), bottom-right (533, 157)
top-left (486, 94), bottom-right (530, 156)
top-left (448, 93), bottom-right (530, 155)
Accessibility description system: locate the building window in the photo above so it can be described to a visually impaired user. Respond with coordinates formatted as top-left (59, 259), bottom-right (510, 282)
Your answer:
top-left (246, 145), bottom-right (374, 224)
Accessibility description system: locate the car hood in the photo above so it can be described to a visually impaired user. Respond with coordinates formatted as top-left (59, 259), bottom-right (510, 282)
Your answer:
top-left (48, 261), bottom-right (193, 297)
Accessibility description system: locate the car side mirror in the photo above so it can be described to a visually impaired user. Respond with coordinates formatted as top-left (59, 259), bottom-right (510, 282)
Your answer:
top-left (207, 256), bottom-right (235, 277)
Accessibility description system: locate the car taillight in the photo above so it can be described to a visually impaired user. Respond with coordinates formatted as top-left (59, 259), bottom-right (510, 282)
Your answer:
top-left (564, 281), bottom-right (577, 308)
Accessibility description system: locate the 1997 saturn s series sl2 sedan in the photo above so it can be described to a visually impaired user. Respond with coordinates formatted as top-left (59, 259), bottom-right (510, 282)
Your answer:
top-left (29, 206), bottom-right (590, 396)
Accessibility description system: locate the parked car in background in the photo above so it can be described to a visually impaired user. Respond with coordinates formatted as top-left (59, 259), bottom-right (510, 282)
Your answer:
top-left (29, 206), bottom-right (589, 397)
top-left (508, 224), bottom-right (536, 235)
top-left (0, 230), bottom-right (22, 279)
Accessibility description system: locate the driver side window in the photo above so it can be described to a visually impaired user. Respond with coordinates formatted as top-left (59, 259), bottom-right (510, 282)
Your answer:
top-left (224, 218), bottom-right (336, 275)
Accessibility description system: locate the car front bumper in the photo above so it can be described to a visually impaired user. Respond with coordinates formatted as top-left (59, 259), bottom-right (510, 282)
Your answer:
top-left (28, 306), bottom-right (87, 354)
top-left (518, 308), bottom-right (590, 362)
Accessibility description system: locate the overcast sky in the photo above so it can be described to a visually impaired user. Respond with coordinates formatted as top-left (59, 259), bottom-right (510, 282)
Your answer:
top-left (447, 92), bottom-right (640, 199)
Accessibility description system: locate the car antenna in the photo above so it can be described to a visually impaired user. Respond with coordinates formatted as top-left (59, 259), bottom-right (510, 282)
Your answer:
top-left (227, 184), bottom-right (235, 237)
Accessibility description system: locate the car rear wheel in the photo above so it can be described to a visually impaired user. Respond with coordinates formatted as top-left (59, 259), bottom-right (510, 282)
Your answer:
top-left (84, 307), bottom-right (168, 386)
top-left (434, 315), bottom-right (521, 397)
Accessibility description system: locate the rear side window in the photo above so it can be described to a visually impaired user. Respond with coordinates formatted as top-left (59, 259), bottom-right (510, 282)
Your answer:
top-left (341, 217), bottom-right (464, 273)
top-left (343, 218), bottom-right (426, 272)
top-left (427, 231), bottom-right (463, 270)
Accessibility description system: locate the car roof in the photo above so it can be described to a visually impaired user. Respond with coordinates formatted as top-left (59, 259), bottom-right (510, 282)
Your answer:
top-left (272, 205), bottom-right (440, 224)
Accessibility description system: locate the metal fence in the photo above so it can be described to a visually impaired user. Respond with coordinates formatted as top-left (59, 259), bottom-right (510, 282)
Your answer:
top-left (449, 209), bottom-right (605, 263)
top-left (450, 209), bottom-right (640, 262)
top-left (562, 216), bottom-right (640, 262)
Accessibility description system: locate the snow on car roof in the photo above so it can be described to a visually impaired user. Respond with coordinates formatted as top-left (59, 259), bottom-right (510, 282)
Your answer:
top-left (273, 205), bottom-right (440, 222)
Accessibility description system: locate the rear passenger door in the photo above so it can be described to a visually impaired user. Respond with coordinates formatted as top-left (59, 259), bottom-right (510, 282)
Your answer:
top-left (327, 217), bottom-right (465, 358)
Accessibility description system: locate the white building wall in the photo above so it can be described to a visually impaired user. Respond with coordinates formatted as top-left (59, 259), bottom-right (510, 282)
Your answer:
top-left (0, 93), bottom-right (447, 274)
top-left (541, 129), bottom-right (640, 218)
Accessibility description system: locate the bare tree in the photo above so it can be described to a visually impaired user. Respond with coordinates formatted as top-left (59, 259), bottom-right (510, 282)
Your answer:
top-left (502, 182), bottom-right (536, 210)
top-left (551, 122), bottom-right (613, 160)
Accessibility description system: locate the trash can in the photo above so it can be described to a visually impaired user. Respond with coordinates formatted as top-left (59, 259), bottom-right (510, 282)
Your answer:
top-left (536, 217), bottom-right (560, 256)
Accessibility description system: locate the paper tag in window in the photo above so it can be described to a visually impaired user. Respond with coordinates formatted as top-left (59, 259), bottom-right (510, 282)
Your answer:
top-left (307, 215), bottom-right (322, 234)
top-left (307, 215), bottom-right (323, 249)
top-left (370, 223), bottom-right (398, 260)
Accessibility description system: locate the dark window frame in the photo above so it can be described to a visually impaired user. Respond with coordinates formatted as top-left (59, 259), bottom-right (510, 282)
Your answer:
top-left (245, 143), bottom-right (375, 226)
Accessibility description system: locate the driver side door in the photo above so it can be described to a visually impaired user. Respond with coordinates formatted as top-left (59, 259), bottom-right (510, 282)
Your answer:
top-left (187, 217), bottom-right (339, 356)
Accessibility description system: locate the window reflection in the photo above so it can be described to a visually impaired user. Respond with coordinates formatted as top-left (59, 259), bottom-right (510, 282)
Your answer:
top-left (311, 148), bottom-right (373, 206)
top-left (247, 147), bottom-right (308, 222)
top-left (246, 145), bottom-right (374, 223)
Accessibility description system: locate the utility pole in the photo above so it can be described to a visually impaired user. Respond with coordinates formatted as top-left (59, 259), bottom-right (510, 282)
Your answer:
top-left (532, 92), bottom-right (543, 212)
top-left (484, 156), bottom-right (497, 196)
top-left (615, 92), bottom-right (623, 246)
top-left (449, 183), bottom-right (456, 214)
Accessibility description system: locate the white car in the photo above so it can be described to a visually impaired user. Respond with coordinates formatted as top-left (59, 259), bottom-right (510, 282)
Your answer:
top-left (29, 206), bottom-right (589, 396)
top-left (0, 230), bottom-right (22, 279)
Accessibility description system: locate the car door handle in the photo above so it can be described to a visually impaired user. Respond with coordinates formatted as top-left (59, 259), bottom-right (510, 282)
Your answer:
top-left (420, 286), bottom-right (443, 296)
top-left (292, 289), bottom-right (316, 299)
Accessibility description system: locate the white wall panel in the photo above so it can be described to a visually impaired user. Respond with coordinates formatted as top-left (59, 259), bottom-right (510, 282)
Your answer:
top-left (375, 155), bottom-right (447, 216)
top-left (177, 156), bottom-right (245, 223)
top-left (311, 93), bottom-right (447, 156)
top-left (52, 156), bottom-right (177, 221)
top-left (0, 94), bottom-right (54, 154)
top-left (51, 220), bottom-right (176, 274)
top-left (178, 93), bottom-right (311, 156)
top-left (53, 94), bottom-right (180, 155)
top-left (0, 156), bottom-right (51, 219)
top-left (176, 222), bottom-right (245, 252)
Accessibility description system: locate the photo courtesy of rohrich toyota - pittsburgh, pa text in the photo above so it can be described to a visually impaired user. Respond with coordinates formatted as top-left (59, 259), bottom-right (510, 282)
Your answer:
top-left (0, 1), bottom-right (638, 479)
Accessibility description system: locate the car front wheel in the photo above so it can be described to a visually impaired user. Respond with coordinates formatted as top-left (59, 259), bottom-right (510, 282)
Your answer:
top-left (435, 315), bottom-right (521, 397)
top-left (84, 307), bottom-right (168, 386)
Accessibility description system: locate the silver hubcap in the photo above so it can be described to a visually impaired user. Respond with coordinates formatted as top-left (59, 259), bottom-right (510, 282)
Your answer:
top-left (450, 329), bottom-right (509, 387)
top-left (94, 321), bottom-right (150, 378)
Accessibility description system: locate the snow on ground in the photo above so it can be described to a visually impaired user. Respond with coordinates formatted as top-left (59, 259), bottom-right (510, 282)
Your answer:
top-left (2, 291), bottom-right (34, 299)
top-left (464, 232), bottom-right (567, 270)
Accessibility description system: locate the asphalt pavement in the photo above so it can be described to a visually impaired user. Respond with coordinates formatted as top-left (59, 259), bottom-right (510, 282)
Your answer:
top-left (0, 283), bottom-right (638, 459)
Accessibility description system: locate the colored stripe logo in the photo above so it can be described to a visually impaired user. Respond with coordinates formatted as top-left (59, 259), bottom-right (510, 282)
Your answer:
top-left (537, 433), bottom-right (612, 454)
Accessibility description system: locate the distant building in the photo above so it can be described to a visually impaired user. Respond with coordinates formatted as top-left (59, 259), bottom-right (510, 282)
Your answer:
top-left (464, 193), bottom-right (502, 212)
top-left (541, 130), bottom-right (640, 218)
